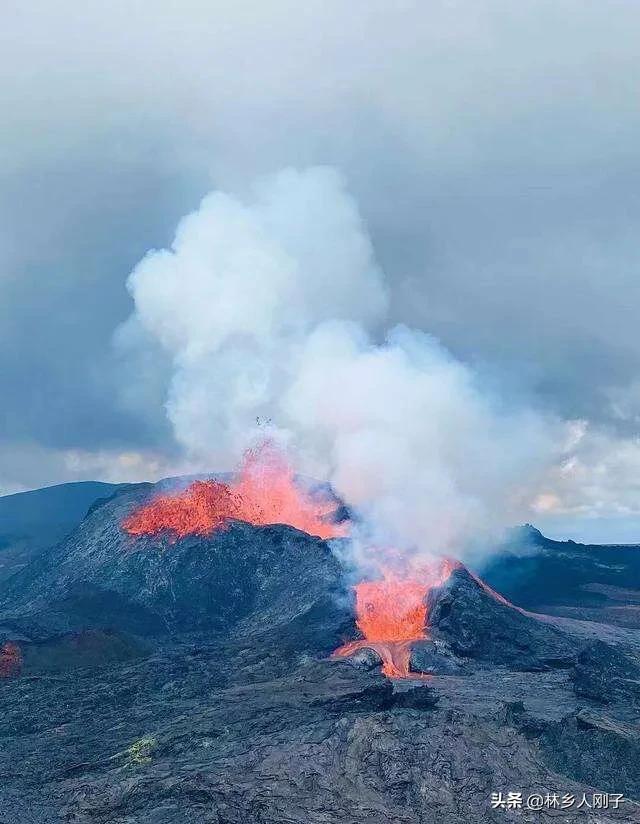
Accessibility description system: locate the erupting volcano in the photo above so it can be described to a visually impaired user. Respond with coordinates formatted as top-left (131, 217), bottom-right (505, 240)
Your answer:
top-left (122, 442), bottom-right (347, 541)
top-left (334, 558), bottom-right (457, 677)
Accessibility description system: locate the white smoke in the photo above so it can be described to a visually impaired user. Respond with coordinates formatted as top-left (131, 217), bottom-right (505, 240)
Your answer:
top-left (128, 167), bottom-right (387, 465)
top-left (124, 166), bottom-right (563, 564)
top-left (283, 321), bottom-right (559, 569)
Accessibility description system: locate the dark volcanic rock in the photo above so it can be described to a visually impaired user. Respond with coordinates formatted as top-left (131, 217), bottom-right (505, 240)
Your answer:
top-left (541, 710), bottom-right (640, 800)
top-left (572, 640), bottom-right (640, 705)
top-left (2, 645), bottom-right (637, 824)
top-left (481, 526), bottom-right (640, 629)
top-left (19, 629), bottom-right (148, 675)
top-left (292, 658), bottom-right (395, 712)
top-left (392, 682), bottom-right (440, 709)
top-left (0, 485), bottom-right (353, 660)
top-left (343, 646), bottom-right (383, 671)
top-left (1, 488), bottom-right (639, 822)
top-left (409, 639), bottom-right (469, 675)
top-left (428, 565), bottom-right (580, 670)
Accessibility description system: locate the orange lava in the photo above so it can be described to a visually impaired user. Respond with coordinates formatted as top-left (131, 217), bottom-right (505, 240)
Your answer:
top-left (333, 638), bottom-right (417, 678)
top-left (0, 642), bottom-right (22, 678)
top-left (122, 441), bottom-right (347, 541)
top-left (333, 558), bottom-right (457, 678)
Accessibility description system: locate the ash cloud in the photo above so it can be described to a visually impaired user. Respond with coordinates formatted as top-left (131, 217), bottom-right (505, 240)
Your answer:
top-left (124, 167), bottom-right (565, 563)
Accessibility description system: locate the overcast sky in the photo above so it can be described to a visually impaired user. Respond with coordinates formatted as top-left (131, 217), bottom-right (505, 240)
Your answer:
top-left (2, 0), bottom-right (640, 542)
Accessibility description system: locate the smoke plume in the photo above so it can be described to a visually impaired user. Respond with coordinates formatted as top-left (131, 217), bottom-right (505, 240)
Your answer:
top-left (125, 166), bottom-right (562, 566)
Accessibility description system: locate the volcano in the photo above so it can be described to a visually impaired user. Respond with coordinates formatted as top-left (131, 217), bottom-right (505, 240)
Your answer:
top-left (1, 479), bottom-right (639, 822)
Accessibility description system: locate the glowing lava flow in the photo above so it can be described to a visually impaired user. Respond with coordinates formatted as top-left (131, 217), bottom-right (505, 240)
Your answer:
top-left (334, 558), bottom-right (457, 678)
top-left (122, 441), bottom-right (347, 541)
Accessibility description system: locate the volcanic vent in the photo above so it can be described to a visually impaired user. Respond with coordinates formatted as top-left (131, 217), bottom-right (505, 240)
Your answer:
top-left (332, 556), bottom-right (583, 678)
top-left (334, 558), bottom-right (457, 677)
top-left (122, 441), bottom-right (346, 541)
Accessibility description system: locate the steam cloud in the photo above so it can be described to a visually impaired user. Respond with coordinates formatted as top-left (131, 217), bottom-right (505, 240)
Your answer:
top-left (125, 167), bottom-right (562, 566)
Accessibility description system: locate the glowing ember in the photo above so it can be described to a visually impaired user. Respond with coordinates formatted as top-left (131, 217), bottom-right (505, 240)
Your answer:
top-left (122, 441), bottom-right (347, 541)
top-left (334, 558), bottom-right (457, 678)
top-left (0, 642), bottom-right (23, 678)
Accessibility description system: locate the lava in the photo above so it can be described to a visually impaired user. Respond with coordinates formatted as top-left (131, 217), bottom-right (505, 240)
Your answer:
top-left (122, 441), bottom-right (347, 541)
top-left (0, 642), bottom-right (23, 678)
top-left (333, 558), bottom-right (457, 677)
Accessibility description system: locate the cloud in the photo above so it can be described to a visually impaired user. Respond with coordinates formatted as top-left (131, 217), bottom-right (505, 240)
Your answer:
top-left (0, 439), bottom-right (188, 496)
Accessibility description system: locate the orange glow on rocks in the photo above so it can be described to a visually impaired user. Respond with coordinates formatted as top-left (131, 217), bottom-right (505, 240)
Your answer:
top-left (0, 642), bottom-right (23, 678)
top-left (122, 441), bottom-right (347, 541)
top-left (334, 558), bottom-right (457, 677)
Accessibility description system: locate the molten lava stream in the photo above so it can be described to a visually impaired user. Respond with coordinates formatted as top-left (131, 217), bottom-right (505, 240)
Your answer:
top-left (333, 559), bottom-right (455, 679)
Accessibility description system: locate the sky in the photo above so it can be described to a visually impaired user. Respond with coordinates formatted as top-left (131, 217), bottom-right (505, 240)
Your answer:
top-left (2, 0), bottom-right (640, 542)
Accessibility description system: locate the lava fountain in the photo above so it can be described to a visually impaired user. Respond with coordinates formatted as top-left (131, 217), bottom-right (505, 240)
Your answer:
top-left (333, 558), bottom-right (457, 677)
top-left (122, 441), bottom-right (347, 541)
